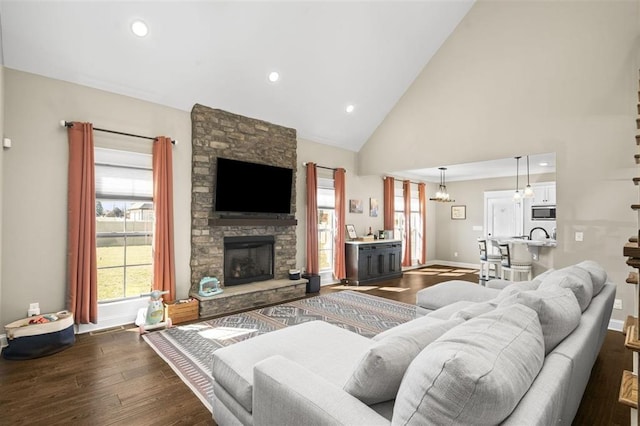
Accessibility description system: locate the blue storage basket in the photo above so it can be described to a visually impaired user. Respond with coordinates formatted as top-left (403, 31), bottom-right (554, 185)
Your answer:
top-left (2, 311), bottom-right (75, 360)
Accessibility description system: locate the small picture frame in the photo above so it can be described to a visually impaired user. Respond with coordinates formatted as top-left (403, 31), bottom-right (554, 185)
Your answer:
top-left (451, 205), bottom-right (466, 220)
top-left (346, 224), bottom-right (357, 240)
top-left (349, 199), bottom-right (363, 214)
top-left (369, 198), bottom-right (379, 217)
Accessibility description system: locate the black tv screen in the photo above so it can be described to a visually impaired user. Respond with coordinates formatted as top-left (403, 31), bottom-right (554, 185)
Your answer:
top-left (214, 157), bottom-right (293, 215)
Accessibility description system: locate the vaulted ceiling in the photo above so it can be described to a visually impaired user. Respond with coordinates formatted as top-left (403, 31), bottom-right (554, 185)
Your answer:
top-left (0, 0), bottom-right (474, 153)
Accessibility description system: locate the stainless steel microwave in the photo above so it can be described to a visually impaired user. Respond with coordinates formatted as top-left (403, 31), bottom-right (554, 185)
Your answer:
top-left (531, 205), bottom-right (556, 220)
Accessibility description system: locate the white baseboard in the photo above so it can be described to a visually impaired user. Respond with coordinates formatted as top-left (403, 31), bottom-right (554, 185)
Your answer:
top-left (76, 297), bottom-right (148, 334)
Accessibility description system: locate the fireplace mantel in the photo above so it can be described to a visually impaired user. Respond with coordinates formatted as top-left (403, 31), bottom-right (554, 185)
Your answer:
top-left (208, 217), bottom-right (297, 227)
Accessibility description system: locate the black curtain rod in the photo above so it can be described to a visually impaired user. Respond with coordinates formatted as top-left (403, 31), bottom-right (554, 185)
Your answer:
top-left (384, 176), bottom-right (424, 186)
top-left (62, 121), bottom-right (176, 145)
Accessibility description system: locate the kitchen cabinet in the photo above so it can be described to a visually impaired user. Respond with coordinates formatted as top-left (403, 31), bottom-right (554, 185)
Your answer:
top-left (345, 240), bottom-right (402, 285)
top-left (532, 183), bottom-right (556, 205)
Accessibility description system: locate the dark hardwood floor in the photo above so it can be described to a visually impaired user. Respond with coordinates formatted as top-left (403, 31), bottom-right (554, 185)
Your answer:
top-left (0, 267), bottom-right (631, 425)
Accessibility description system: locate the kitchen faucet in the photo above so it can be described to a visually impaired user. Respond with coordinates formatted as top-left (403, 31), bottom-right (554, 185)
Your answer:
top-left (529, 226), bottom-right (550, 240)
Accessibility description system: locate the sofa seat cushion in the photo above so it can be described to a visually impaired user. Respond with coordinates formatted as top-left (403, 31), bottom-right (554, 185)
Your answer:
top-left (498, 287), bottom-right (581, 354)
top-left (344, 317), bottom-right (463, 405)
top-left (212, 320), bottom-right (372, 413)
top-left (416, 280), bottom-right (499, 311)
top-left (392, 304), bottom-right (545, 426)
top-left (538, 266), bottom-right (593, 311)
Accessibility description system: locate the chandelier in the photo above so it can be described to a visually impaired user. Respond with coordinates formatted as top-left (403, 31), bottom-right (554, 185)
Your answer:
top-left (430, 167), bottom-right (455, 202)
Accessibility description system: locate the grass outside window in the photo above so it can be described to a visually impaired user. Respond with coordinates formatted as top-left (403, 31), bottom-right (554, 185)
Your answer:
top-left (97, 245), bottom-right (152, 301)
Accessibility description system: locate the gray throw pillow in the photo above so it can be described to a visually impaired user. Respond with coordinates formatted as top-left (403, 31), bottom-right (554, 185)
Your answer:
top-left (450, 300), bottom-right (497, 321)
top-left (498, 287), bottom-right (581, 354)
top-left (392, 304), bottom-right (544, 426)
top-left (539, 266), bottom-right (593, 312)
top-left (494, 279), bottom-right (542, 303)
top-left (344, 317), bottom-right (463, 405)
top-left (373, 314), bottom-right (447, 341)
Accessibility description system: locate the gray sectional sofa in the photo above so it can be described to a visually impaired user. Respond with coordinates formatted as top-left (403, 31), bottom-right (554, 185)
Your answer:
top-left (210, 260), bottom-right (615, 425)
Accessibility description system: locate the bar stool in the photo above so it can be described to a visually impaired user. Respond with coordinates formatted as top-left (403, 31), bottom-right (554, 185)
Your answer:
top-left (498, 242), bottom-right (533, 281)
top-left (478, 239), bottom-right (501, 285)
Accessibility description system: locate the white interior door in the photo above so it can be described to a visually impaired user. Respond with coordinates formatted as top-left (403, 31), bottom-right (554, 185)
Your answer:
top-left (485, 190), bottom-right (524, 240)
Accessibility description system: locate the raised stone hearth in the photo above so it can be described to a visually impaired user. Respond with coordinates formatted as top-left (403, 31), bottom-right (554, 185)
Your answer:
top-left (190, 278), bottom-right (307, 318)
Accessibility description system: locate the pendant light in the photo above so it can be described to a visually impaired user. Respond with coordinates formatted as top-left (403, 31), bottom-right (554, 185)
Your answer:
top-left (513, 156), bottom-right (522, 201)
top-left (523, 155), bottom-right (534, 198)
top-left (429, 167), bottom-right (454, 202)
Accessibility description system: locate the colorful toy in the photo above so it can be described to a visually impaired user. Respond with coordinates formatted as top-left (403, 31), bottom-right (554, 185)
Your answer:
top-left (136, 290), bottom-right (172, 334)
top-left (199, 276), bottom-right (223, 297)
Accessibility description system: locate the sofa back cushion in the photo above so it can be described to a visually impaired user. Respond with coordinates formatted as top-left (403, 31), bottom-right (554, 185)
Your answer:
top-left (498, 287), bottom-right (581, 354)
top-left (575, 260), bottom-right (608, 296)
top-left (538, 265), bottom-right (593, 312)
top-left (344, 317), bottom-right (463, 405)
top-left (392, 304), bottom-right (544, 426)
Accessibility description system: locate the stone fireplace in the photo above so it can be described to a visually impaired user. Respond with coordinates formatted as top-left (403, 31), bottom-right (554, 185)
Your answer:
top-left (189, 104), bottom-right (298, 292)
top-left (224, 236), bottom-right (274, 286)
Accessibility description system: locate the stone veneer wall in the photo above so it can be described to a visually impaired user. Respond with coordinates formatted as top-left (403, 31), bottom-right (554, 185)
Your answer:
top-left (190, 103), bottom-right (298, 292)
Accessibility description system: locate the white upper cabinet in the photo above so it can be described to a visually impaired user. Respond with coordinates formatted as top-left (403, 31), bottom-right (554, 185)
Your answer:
top-left (531, 183), bottom-right (556, 205)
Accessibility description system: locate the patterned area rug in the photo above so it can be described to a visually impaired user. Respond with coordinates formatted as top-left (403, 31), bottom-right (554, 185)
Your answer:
top-left (143, 290), bottom-right (418, 411)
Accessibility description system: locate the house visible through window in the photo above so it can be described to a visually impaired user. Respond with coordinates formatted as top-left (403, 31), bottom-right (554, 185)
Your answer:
top-left (95, 148), bottom-right (154, 302)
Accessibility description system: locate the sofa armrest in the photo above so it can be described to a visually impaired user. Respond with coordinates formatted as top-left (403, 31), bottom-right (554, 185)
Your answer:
top-left (253, 355), bottom-right (389, 426)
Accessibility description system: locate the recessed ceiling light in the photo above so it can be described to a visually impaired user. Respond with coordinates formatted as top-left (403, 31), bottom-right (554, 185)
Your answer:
top-left (131, 20), bottom-right (148, 37)
top-left (539, 162), bottom-right (549, 166)
top-left (268, 71), bottom-right (279, 82)
top-left (346, 104), bottom-right (355, 113)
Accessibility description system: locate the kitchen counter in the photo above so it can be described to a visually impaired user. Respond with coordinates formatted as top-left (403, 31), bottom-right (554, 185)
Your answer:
top-left (490, 238), bottom-right (557, 248)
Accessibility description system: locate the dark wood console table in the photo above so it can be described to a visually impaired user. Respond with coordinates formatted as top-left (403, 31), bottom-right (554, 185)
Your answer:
top-left (345, 240), bottom-right (403, 285)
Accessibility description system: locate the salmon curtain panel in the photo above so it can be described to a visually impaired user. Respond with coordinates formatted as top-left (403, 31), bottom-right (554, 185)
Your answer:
top-left (383, 176), bottom-right (395, 231)
top-left (418, 182), bottom-right (427, 265)
top-left (402, 180), bottom-right (412, 267)
top-left (67, 122), bottom-right (98, 324)
top-left (333, 168), bottom-right (346, 280)
top-left (306, 163), bottom-right (319, 275)
top-left (152, 136), bottom-right (176, 302)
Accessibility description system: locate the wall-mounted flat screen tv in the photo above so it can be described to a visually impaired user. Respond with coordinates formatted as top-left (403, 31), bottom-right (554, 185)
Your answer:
top-left (214, 157), bottom-right (293, 215)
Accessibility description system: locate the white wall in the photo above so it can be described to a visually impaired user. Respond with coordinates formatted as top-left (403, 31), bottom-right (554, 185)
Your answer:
top-left (1, 69), bottom-right (192, 327)
top-left (359, 0), bottom-right (640, 321)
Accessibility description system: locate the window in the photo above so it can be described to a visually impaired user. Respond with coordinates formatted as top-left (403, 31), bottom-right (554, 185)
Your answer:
top-left (394, 181), bottom-right (423, 266)
top-left (317, 177), bottom-right (335, 276)
top-left (95, 148), bottom-right (153, 302)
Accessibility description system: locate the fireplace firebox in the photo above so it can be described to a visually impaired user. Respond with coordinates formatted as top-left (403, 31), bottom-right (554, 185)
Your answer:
top-left (223, 236), bottom-right (275, 286)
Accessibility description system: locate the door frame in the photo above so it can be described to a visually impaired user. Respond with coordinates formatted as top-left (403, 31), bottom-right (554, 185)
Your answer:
top-left (484, 189), bottom-right (525, 240)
